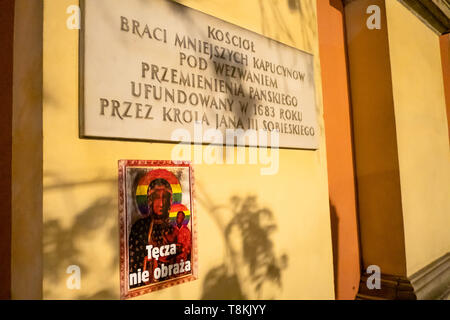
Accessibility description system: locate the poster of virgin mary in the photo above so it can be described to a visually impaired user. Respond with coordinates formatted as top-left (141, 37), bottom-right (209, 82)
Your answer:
top-left (118, 160), bottom-right (197, 299)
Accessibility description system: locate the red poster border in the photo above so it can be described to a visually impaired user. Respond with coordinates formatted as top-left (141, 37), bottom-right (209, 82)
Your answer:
top-left (118, 160), bottom-right (198, 300)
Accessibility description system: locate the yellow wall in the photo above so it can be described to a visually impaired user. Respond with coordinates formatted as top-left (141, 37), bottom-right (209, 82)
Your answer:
top-left (42, 0), bottom-right (334, 299)
top-left (386, 0), bottom-right (450, 276)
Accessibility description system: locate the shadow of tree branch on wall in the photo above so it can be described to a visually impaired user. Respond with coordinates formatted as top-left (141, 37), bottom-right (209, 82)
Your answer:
top-left (197, 184), bottom-right (288, 300)
top-left (43, 175), bottom-right (118, 299)
top-left (258, 0), bottom-right (317, 50)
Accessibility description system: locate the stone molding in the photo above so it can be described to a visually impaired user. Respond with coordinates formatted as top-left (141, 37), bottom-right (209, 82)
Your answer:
top-left (343, 0), bottom-right (450, 34)
top-left (410, 252), bottom-right (450, 300)
top-left (357, 273), bottom-right (416, 300)
top-left (357, 253), bottom-right (450, 300)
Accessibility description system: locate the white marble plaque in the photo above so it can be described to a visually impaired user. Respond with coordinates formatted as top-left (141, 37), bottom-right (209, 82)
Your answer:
top-left (80, 0), bottom-right (319, 149)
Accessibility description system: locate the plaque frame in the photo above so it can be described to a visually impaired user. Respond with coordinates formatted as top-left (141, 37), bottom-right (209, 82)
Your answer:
top-left (78, 0), bottom-right (320, 150)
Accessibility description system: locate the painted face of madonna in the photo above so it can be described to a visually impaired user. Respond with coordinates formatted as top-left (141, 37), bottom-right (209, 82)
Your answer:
top-left (148, 183), bottom-right (172, 220)
top-left (152, 189), bottom-right (164, 216)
